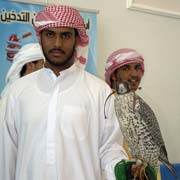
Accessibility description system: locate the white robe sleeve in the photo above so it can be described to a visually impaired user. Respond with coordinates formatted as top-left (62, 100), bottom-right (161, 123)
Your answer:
top-left (0, 94), bottom-right (18, 180)
top-left (99, 89), bottom-right (128, 180)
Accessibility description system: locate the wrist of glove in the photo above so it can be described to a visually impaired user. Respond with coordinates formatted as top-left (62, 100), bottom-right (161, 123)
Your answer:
top-left (114, 159), bottom-right (157, 180)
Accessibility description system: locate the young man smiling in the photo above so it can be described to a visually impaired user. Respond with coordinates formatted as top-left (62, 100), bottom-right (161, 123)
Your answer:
top-left (105, 48), bottom-right (161, 180)
top-left (105, 48), bottom-right (144, 93)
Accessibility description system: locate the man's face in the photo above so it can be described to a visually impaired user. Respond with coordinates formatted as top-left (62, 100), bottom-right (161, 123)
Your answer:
top-left (33, 59), bottom-right (44, 71)
top-left (115, 62), bottom-right (144, 91)
top-left (40, 27), bottom-right (78, 72)
top-left (21, 59), bottom-right (44, 77)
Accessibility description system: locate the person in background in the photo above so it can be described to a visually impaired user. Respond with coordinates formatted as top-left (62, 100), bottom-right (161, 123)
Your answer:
top-left (0, 42), bottom-right (45, 99)
top-left (105, 48), bottom-right (144, 94)
top-left (0, 5), bottom-right (128, 180)
top-left (0, 42), bottom-right (44, 126)
top-left (105, 48), bottom-right (161, 180)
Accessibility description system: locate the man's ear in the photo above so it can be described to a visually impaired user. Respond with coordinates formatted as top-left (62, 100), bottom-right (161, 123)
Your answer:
top-left (111, 72), bottom-right (117, 81)
top-left (110, 72), bottom-right (118, 90)
top-left (75, 36), bottom-right (80, 46)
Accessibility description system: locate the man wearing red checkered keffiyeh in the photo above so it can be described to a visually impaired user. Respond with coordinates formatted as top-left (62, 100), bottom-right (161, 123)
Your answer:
top-left (0, 5), bottom-right (128, 180)
top-left (33, 5), bottom-right (89, 69)
top-left (104, 49), bottom-right (161, 180)
top-left (105, 48), bottom-right (144, 91)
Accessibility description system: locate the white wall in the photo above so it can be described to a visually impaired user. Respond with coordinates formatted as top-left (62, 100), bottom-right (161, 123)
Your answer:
top-left (17, 0), bottom-right (180, 163)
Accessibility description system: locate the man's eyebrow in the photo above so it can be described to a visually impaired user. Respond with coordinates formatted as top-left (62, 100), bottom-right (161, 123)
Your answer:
top-left (42, 29), bottom-right (54, 33)
top-left (61, 31), bottom-right (73, 34)
top-left (135, 63), bottom-right (141, 66)
top-left (122, 64), bottom-right (129, 67)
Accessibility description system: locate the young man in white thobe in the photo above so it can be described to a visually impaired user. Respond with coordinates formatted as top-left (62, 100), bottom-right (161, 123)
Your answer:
top-left (0, 5), bottom-right (128, 180)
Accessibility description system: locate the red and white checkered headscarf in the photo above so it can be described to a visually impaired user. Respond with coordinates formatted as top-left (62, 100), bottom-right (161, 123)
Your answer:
top-left (33, 5), bottom-right (89, 68)
top-left (105, 48), bottom-right (144, 86)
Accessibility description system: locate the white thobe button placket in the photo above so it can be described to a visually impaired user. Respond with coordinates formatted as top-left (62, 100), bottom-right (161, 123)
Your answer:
top-left (46, 84), bottom-right (59, 165)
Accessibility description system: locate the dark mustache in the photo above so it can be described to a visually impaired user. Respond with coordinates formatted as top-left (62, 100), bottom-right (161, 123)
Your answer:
top-left (49, 48), bottom-right (65, 54)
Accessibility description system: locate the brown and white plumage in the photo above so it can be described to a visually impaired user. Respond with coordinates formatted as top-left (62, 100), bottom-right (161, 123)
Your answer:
top-left (114, 91), bottom-right (179, 179)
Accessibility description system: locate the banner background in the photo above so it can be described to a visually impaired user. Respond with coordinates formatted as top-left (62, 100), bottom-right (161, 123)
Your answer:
top-left (0, 1), bottom-right (97, 93)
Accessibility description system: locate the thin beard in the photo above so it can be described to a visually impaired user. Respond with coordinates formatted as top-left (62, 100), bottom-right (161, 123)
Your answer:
top-left (44, 51), bottom-right (74, 66)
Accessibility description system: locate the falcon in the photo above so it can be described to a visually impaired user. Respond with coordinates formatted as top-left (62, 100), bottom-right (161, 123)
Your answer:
top-left (113, 83), bottom-right (178, 179)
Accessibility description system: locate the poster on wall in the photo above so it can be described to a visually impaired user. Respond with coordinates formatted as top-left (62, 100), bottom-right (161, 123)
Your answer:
top-left (0, 1), bottom-right (97, 94)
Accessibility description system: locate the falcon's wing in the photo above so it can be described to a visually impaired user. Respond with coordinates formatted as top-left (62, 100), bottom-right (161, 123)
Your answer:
top-left (136, 95), bottom-right (166, 149)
